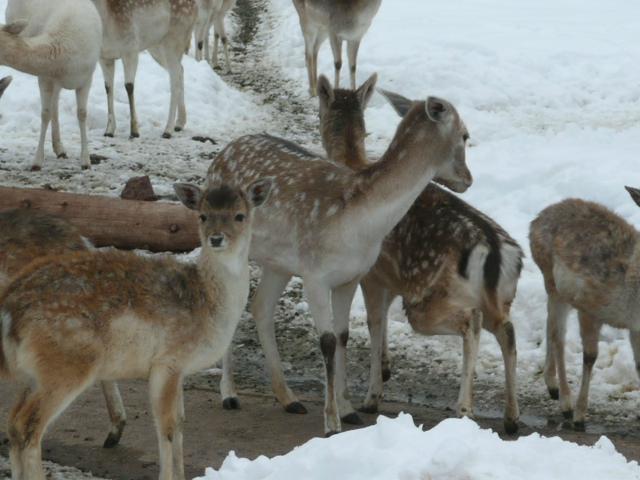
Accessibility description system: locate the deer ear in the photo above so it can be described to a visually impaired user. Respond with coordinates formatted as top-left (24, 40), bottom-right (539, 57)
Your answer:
top-left (0, 76), bottom-right (11, 98)
top-left (247, 177), bottom-right (274, 208)
top-left (625, 186), bottom-right (640, 207)
top-left (174, 183), bottom-right (202, 210)
top-left (378, 89), bottom-right (413, 118)
top-left (356, 73), bottom-right (377, 108)
top-left (3, 20), bottom-right (27, 35)
top-left (425, 96), bottom-right (451, 123)
top-left (317, 75), bottom-right (334, 108)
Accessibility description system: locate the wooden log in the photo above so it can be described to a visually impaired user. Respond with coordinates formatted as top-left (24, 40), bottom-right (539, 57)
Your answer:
top-left (0, 186), bottom-right (199, 252)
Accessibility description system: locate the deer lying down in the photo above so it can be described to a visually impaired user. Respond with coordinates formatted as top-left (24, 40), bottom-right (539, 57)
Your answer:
top-left (316, 76), bottom-right (522, 434)
top-left (0, 178), bottom-right (272, 480)
top-left (530, 187), bottom-right (640, 429)
top-left (0, 209), bottom-right (129, 448)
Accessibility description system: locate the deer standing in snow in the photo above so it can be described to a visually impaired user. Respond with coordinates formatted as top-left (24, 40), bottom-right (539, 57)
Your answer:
top-left (0, 0), bottom-right (102, 170)
top-left (194, 0), bottom-right (236, 71)
top-left (92, 0), bottom-right (197, 139)
top-left (0, 209), bottom-right (128, 448)
top-left (0, 178), bottom-right (272, 480)
top-left (0, 75), bottom-right (11, 98)
top-left (530, 187), bottom-right (640, 428)
top-left (209, 85), bottom-right (472, 434)
top-left (293, 0), bottom-right (382, 96)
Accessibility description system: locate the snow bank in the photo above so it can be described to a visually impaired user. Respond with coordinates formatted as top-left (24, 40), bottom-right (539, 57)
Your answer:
top-left (196, 414), bottom-right (640, 480)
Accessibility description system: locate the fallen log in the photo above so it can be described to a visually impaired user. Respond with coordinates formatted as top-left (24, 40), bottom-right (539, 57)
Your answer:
top-left (0, 186), bottom-right (199, 252)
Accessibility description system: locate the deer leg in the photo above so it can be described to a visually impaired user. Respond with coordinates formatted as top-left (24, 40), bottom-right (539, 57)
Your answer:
top-left (100, 58), bottom-right (117, 137)
top-left (545, 295), bottom-right (573, 418)
top-left (75, 81), bottom-right (91, 170)
top-left (194, 20), bottom-right (205, 62)
top-left (329, 33), bottom-right (343, 88)
top-left (172, 383), bottom-right (186, 480)
top-left (457, 310), bottom-right (481, 419)
top-left (630, 330), bottom-right (640, 383)
top-left (574, 313), bottom-right (601, 429)
top-left (122, 52), bottom-right (140, 139)
top-left (50, 84), bottom-right (66, 159)
top-left (346, 39), bottom-right (361, 90)
top-left (213, 14), bottom-right (231, 73)
top-left (149, 366), bottom-right (181, 480)
top-left (32, 77), bottom-right (54, 171)
top-left (331, 278), bottom-right (360, 425)
top-left (220, 344), bottom-right (240, 409)
top-left (302, 30), bottom-right (317, 97)
top-left (310, 33), bottom-right (326, 97)
top-left (360, 276), bottom-right (391, 413)
top-left (101, 381), bottom-right (127, 448)
top-left (158, 48), bottom-right (182, 138)
top-left (252, 269), bottom-right (304, 412)
top-left (203, 18), bottom-right (212, 63)
top-left (305, 279), bottom-right (340, 435)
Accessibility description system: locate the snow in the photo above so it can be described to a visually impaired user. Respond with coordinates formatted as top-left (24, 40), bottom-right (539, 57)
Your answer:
top-left (196, 414), bottom-right (640, 480)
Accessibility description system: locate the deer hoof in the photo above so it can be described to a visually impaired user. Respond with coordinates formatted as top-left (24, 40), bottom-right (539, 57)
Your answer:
top-left (562, 409), bottom-right (573, 420)
top-left (341, 412), bottom-right (363, 425)
top-left (358, 404), bottom-right (378, 414)
top-left (284, 401), bottom-right (307, 414)
top-left (174, 126), bottom-right (183, 132)
top-left (573, 420), bottom-right (586, 431)
top-left (503, 418), bottom-right (519, 435)
top-left (103, 428), bottom-right (124, 449)
top-left (30, 165), bottom-right (41, 172)
top-left (222, 397), bottom-right (240, 410)
top-left (382, 367), bottom-right (391, 383)
top-left (129, 132), bottom-right (140, 139)
top-left (324, 430), bottom-right (339, 438)
top-left (104, 132), bottom-right (114, 138)
top-left (548, 387), bottom-right (559, 400)
top-left (162, 132), bottom-right (172, 139)
top-left (56, 152), bottom-right (68, 159)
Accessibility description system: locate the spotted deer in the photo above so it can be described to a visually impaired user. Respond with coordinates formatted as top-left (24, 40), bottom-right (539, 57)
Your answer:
top-left (0, 76), bottom-right (11, 98)
top-left (293, 0), bottom-right (382, 96)
top-left (209, 87), bottom-right (472, 434)
top-left (92, 0), bottom-right (197, 139)
top-left (0, 179), bottom-right (272, 480)
top-left (530, 187), bottom-right (640, 428)
top-left (0, 0), bottom-right (102, 170)
top-left (315, 77), bottom-right (522, 433)
top-left (194, 0), bottom-right (236, 71)
top-left (0, 209), bottom-right (129, 448)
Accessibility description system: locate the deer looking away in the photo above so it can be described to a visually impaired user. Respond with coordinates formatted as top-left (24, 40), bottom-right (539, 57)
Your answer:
top-left (0, 179), bottom-right (272, 480)
top-left (0, 209), bottom-right (130, 449)
top-left (530, 187), bottom-right (640, 428)
top-left (0, 0), bottom-right (102, 170)
top-left (316, 76), bottom-right (522, 433)
top-left (208, 83), bottom-right (472, 434)
top-left (194, 0), bottom-right (236, 71)
top-left (92, 0), bottom-right (197, 139)
top-left (293, 0), bottom-right (382, 96)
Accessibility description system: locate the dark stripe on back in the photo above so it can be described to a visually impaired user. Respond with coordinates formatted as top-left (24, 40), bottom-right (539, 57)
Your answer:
top-left (259, 134), bottom-right (318, 159)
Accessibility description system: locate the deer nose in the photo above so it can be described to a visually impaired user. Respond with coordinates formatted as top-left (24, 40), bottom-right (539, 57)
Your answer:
top-left (209, 234), bottom-right (225, 248)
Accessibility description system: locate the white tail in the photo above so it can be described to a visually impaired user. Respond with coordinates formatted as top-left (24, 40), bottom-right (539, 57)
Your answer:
top-left (530, 187), bottom-right (640, 428)
top-left (0, 0), bottom-right (102, 170)
top-left (0, 178), bottom-right (272, 480)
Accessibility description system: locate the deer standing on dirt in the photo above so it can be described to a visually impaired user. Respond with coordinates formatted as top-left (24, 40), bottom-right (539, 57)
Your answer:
top-left (0, 179), bottom-right (272, 480)
top-left (92, 0), bottom-right (197, 139)
top-left (0, 0), bottom-right (102, 170)
top-left (0, 209), bottom-right (129, 448)
top-left (293, 0), bottom-right (382, 96)
top-left (194, 0), bottom-right (236, 71)
top-left (209, 84), bottom-right (472, 434)
top-left (530, 187), bottom-right (640, 428)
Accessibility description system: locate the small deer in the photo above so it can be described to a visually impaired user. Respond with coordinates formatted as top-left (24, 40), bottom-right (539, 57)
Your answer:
top-left (194, 0), bottom-right (236, 71)
top-left (0, 209), bottom-right (129, 448)
top-left (209, 86), bottom-right (471, 434)
top-left (530, 187), bottom-right (640, 428)
top-left (293, 0), bottom-right (382, 96)
top-left (316, 76), bottom-right (522, 433)
top-left (0, 179), bottom-right (272, 480)
top-left (0, 75), bottom-right (11, 98)
top-left (0, 0), bottom-right (102, 170)
top-left (92, 0), bottom-right (197, 139)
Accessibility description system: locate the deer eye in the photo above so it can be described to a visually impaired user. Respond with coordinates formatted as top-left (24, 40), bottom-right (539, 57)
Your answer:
top-left (235, 213), bottom-right (245, 222)
top-left (199, 214), bottom-right (207, 223)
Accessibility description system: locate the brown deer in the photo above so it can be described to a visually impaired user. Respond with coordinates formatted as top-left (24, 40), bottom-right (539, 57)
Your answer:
top-left (0, 178), bottom-right (272, 480)
top-left (315, 76), bottom-right (522, 433)
top-left (530, 187), bottom-right (640, 429)
top-left (208, 86), bottom-right (472, 434)
top-left (293, 0), bottom-right (382, 96)
top-left (0, 0), bottom-right (102, 170)
top-left (0, 209), bottom-right (129, 448)
top-left (91, 0), bottom-right (197, 139)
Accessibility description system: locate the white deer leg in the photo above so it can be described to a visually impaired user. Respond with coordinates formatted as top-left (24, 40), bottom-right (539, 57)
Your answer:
top-left (101, 381), bottom-right (127, 448)
top-left (50, 84), bottom-right (66, 159)
top-left (331, 278), bottom-right (360, 424)
top-left (252, 269), bottom-right (304, 412)
top-left (360, 277), bottom-right (391, 413)
top-left (213, 15), bottom-right (231, 73)
top-left (194, 21), bottom-right (205, 62)
top-left (149, 365), bottom-right (181, 480)
top-left (159, 49), bottom-right (181, 138)
top-left (305, 279), bottom-right (340, 435)
top-left (172, 384), bottom-right (186, 480)
top-left (310, 34), bottom-right (325, 97)
top-left (75, 81), bottom-right (91, 170)
top-left (122, 52), bottom-right (140, 139)
top-left (176, 64), bottom-right (187, 131)
top-left (100, 58), bottom-right (117, 137)
top-left (346, 39), bottom-right (361, 90)
top-left (328, 33), bottom-right (343, 88)
top-left (220, 344), bottom-right (239, 409)
top-left (32, 77), bottom-right (54, 171)
top-left (574, 313), bottom-right (601, 429)
top-left (488, 317), bottom-right (519, 434)
top-left (546, 295), bottom-right (573, 418)
top-left (204, 18), bottom-right (212, 63)
top-left (457, 310), bottom-right (481, 419)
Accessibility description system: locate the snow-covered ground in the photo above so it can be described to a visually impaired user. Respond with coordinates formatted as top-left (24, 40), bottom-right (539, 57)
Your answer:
top-left (197, 414), bottom-right (640, 480)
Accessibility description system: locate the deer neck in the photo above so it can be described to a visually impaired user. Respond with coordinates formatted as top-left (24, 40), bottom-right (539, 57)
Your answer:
top-left (322, 123), bottom-right (368, 170)
top-left (197, 241), bottom-right (250, 311)
top-left (625, 240), bottom-right (640, 312)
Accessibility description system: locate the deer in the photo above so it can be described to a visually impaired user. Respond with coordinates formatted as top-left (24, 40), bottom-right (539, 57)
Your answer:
top-left (0, 0), bottom-right (102, 170)
top-left (0, 178), bottom-right (273, 480)
top-left (292, 0), bottom-right (382, 96)
top-left (0, 75), bottom-right (11, 98)
top-left (530, 187), bottom-right (640, 429)
top-left (194, 0), bottom-right (236, 71)
top-left (208, 85), bottom-right (472, 434)
top-left (315, 76), bottom-right (522, 433)
top-left (0, 209), bottom-right (130, 449)
top-left (92, 0), bottom-right (197, 139)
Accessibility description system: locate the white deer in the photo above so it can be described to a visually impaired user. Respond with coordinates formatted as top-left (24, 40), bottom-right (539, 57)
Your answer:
top-left (530, 187), bottom-right (640, 428)
top-left (293, 0), bottom-right (382, 96)
top-left (209, 88), bottom-right (472, 434)
top-left (0, 178), bottom-right (272, 480)
top-left (194, 0), bottom-right (236, 71)
top-left (92, 0), bottom-right (197, 139)
top-left (0, 0), bottom-right (102, 170)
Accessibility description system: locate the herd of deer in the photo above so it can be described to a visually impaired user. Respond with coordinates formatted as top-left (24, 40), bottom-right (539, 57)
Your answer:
top-left (0, 1), bottom-right (639, 480)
